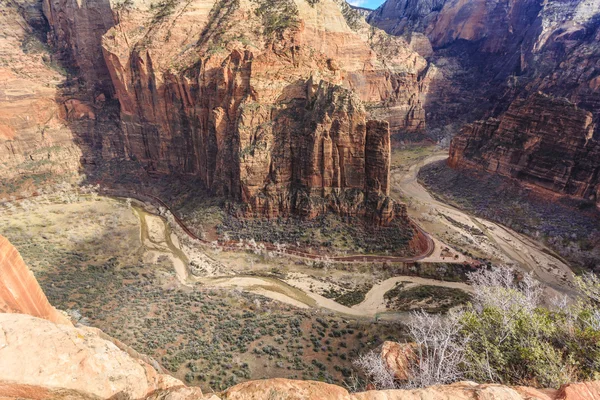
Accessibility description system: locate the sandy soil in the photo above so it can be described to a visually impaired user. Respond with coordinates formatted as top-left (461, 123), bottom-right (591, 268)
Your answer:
top-left (205, 272), bottom-right (473, 319)
top-left (205, 276), bottom-right (314, 309)
top-left (132, 206), bottom-right (190, 284)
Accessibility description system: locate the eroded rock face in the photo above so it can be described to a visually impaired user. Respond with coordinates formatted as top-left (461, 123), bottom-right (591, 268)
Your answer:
top-left (369, 0), bottom-right (599, 203)
top-left (0, 313), bottom-right (185, 400)
top-left (380, 341), bottom-right (416, 381)
top-left (369, 0), bottom-right (600, 128)
top-left (42, 0), bottom-right (115, 94)
top-left (0, 235), bottom-right (70, 325)
top-left (87, 0), bottom-right (432, 221)
top-left (0, 0), bottom-right (81, 198)
top-left (449, 93), bottom-right (600, 205)
top-left (30, 0), bottom-right (435, 222)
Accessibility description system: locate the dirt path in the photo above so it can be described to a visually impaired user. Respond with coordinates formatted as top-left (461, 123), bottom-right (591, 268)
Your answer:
top-left (352, 276), bottom-right (473, 315)
top-left (395, 154), bottom-right (575, 294)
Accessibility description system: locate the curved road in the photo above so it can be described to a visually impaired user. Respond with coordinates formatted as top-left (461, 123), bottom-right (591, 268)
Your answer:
top-left (100, 189), bottom-right (437, 264)
top-left (395, 154), bottom-right (576, 295)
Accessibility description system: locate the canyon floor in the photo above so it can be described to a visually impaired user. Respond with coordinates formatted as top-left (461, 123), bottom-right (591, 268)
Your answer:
top-left (0, 142), bottom-right (581, 391)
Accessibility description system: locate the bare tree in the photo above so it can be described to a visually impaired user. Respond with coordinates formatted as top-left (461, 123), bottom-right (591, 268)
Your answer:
top-left (353, 349), bottom-right (397, 389)
top-left (403, 309), bottom-right (468, 389)
top-left (575, 272), bottom-right (600, 304)
top-left (468, 266), bottom-right (542, 313)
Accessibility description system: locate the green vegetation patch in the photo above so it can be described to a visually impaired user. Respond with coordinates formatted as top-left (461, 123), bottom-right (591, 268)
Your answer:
top-left (334, 288), bottom-right (369, 307)
top-left (251, 0), bottom-right (300, 39)
top-left (384, 284), bottom-right (471, 313)
top-left (324, 285), bottom-right (372, 307)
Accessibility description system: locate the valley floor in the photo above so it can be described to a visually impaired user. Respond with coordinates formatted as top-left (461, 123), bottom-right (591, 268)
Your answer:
top-left (0, 143), bottom-right (582, 391)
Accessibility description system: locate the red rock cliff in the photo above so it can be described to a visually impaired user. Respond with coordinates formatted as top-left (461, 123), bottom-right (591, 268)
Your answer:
top-left (34, 0), bottom-right (435, 222)
top-left (94, 0), bottom-right (433, 221)
top-left (449, 93), bottom-right (600, 205)
top-left (0, 235), bottom-right (71, 325)
top-left (0, 0), bottom-right (81, 198)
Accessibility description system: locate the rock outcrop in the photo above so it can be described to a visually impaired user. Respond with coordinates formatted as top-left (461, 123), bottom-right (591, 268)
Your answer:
top-left (449, 93), bottom-right (600, 205)
top-left (0, 235), bottom-right (70, 325)
top-left (380, 341), bottom-right (416, 381)
top-left (0, 313), bottom-right (186, 400)
top-left (368, 0), bottom-right (599, 203)
top-left (90, 0), bottom-right (434, 221)
top-left (42, 0), bottom-right (116, 94)
top-left (368, 0), bottom-right (600, 129)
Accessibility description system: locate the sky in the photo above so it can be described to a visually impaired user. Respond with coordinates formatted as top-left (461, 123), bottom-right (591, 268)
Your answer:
top-left (347, 0), bottom-right (386, 10)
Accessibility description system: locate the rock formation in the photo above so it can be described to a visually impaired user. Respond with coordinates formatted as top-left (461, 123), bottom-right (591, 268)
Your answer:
top-left (42, 0), bottom-right (116, 94)
top-left (380, 341), bottom-right (416, 381)
top-left (28, 0), bottom-right (436, 222)
top-left (96, 0), bottom-right (435, 220)
top-left (449, 93), bottom-right (600, 205)
top-left (0, 0), bottom-right (81, 198)
top-left (368, 0), bottom-right (599, 203)
top-left (368, 0), bottom-right (600, 127)
top-left (0, 313), bottom-right (186, 399)
top-left (0, 235), bottom-right (70, 325)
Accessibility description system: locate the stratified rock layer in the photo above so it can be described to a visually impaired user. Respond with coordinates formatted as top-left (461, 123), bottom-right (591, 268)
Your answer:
top-left (368, 0), bottom-right (600, 131)
top-left (369, 0), bottom-right (599, 204)
top-left (0, 0), bottom-right (81, 197)
top-left (90, 0), bottom-right (433, 221)
top-left (449, 94), bottom-right (600, 205)
top-left (0, 235), bottom-right (70, 325)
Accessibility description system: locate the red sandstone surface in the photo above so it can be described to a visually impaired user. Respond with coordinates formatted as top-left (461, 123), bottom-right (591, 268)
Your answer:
top-left (0, 235), bottom-right (70, 325)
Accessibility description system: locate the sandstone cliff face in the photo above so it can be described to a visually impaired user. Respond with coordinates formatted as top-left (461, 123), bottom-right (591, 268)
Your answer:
top-left (42, 0), bottom-right (115, 94)
top-left (0, 0), bottom-right (81, 198)
top-left (0, 235), bottom-right (70, 325)
top-left (85, 0), bottom-right (433, 220)
top-left (369, 0), bottom-right (599, 204)
top-left (368, 0), bottom-right (600, 127)
top-left (449, 93), bottom-right (600, 205)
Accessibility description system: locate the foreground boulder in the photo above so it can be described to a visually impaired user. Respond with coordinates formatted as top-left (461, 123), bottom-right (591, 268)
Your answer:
top-left (0, 313), bottom-right (185, 399)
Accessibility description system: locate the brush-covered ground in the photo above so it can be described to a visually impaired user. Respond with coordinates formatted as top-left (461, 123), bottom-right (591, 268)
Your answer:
top-left (0, 194), bottom-right (408, 391)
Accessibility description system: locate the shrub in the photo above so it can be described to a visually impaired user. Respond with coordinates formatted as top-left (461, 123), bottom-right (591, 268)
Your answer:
top-left (356, 266), bottom-right (600, 390)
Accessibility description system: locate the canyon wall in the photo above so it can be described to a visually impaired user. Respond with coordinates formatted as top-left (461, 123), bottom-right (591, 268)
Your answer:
top-left (97, 0), bottom-right (433, 221)
top-left (368, 0), bottom-right (599, 203)
top-left (368, 0), bottom-right (600, 128)
top-left (12, 0), bottom-right (438, 223)
top-left (449, 93), bottom-right (600, 205)
top-left (0, 0), bottom-right (82, 198)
